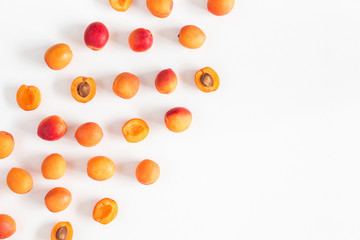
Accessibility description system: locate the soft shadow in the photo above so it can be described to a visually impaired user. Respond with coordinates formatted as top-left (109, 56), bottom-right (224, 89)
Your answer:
top-left (107, 119), bottom-right (128, 136)
top-left (187, 0), bottom-right (206, 9)
top-left (63, 123), bottom-right (78, 141)
top-left (118, 161), bottom-right (138, 178)
top-left (67, 156), bottom-right (86, 173)
top-left (61, 24), bottom-right (86, 46)
top-left (141, 109), bottom-right (165, 125)
top-left (77, 199), bottom-right (97, 217)
top-left (180, 69), bottom-right (197, 87)
top-left (111, 30), bottom-right (130, 49)
top-left (28, 188), bottom-right (49, 207)
top-left (138, 70), bottom-right (158, 89)
top-left (94, 0), bottom-right (109, 8)
top-left (36, 222), bottom-right (55, 239)
top-left (131, 0), bottom-right (151, 16)
top-left (96, 74), bottom-right (115, 94)
top-left (3, 85), bottom-right (18, 109)
top-left (21, 45), bottom-right (48, 66)
top-left (157, 27), bottom-right (180, 44)
top-left (17, 115), bottom-right (43, 135)
top-left (21, 153), bottom-right (45, 175)
top-left (54, 76), bottom-right (72, 98)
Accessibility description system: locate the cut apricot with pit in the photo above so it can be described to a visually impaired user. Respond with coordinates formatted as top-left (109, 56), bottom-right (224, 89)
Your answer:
top-left (136, 159), bottom-right (160, 185)
top-left (6, 168), bottom-right (33, 194)
top-left (109, 0), bottom-right (132, 11)
top-left (0, 214), bottom-right (16, 239)
top-left (122, 118), bottom-right (149, 143)
top-left (0, 131), bottom-right (14, 159)
top-left (93, 198), bottom-right (118, 225)
top-left (44, 187), bottom-right (72, 213)
top-left (71, 77), bottom-right (96, 103)
top-left (194, 67), bottom-right (220, 92)
top-left (41, 153), bottom-right (66, 180)
top-left (16, 85), bottom-right (41, 111)
top-left (51, 222), bottom-right (73, 240)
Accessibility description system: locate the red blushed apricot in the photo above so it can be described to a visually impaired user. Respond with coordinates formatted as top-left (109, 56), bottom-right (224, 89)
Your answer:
top-left (136, 159), bottom-right (160, 185)
top-left (6, 168), bottom-right (33, 194)
top-left (113, 72), bottom-right (139, 99)
top-left (84, 22), bottom-right (109, 51)
top-left (51, 222), bottom-right (73, 240)
top-left (71, 77), bottom-right (96, 103)
top-left (44, 43), bottom-right (72, 70)
top-left (75, 122), bottom-right (103, 147)
top-left (37, 115), bottom-right (67, 141)
top-left (0, 214), bottom-right (16, 239)
top-left (128, 28), bottom-right (153, 52)
top-left (0, 131), bottom-right (14, 159)
top-left (44, 187), bottom-right (72, 213)
top-left (87, 156), bottom-right (115, 181)
top-left (41, 153), bottom-right (66, 180)
top-left (109, 0), bottom-right (132, 11)
top-left (207, 0), bottom-right (235, 16)
top-left (165, 107), bottom-right (192, 133)
top-left (146, 0), bottom-right (173, 18)
top-left (93, 198), bottom-right (118, 225)
top-left (195, 67), bottom-right (220, 92)
top-left (155, 68), bottom-right (177, 94)
top-left (178, 25), bottom-right (206, 49)
top-left (16, 85), bottom-right (41, 111)
top-left (122, 119), bottom-right (149, 143)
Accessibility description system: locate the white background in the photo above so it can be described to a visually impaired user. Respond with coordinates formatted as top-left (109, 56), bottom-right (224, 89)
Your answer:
top-left (1, 0), bottom-right (360, 239)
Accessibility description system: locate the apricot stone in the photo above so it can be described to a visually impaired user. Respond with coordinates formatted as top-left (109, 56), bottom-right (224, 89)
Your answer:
top-left (146, 0), bottom-right (173, 18)
top-left (165, 107), bottom-right (192, 132)
top-left (155, 68), bottom-right (177, 94)
top-left (37, 115), bottom-right (67, 141)
top-left (44, 43), bottom-right (72, 70)
top-left (75, 122), bottom-right (103, 147)
top-left (71, 77), bottom-right (96, 103)
top-left (51, 222), bottom-right (73, 240)
top-left (195, 67), bottom-right (220, 92)
top-left (109, 0), bottom-right (132, 11)
top-left (207, 0), bottom-right (235, 16)
top-left (0, 131), bottom-right (14, 159)
top-left (0, 214), bottom-right (16, 239)
top-left (7, 168), bottom-right (33, 194)
top-left (113, 72), bottom-right (139, 99)
top-left (178, 25), bottom-right (206, 49)
top-left (44, 187), bottom-right (72, 213)
top-left (84, 22), bottom-right (109, 51)
top-left (128, 28), bottom-right (153, 52)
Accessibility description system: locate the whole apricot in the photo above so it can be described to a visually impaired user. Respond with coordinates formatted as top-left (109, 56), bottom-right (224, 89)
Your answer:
top-left (113, 72), bottom-right (139, 99)
top-left (16, 85), bottom-right (41, 111)
top-left (207, 0), bottom-right (235, 16)
top-left (44, 187), bottom-right (72, 213)
top-left (178, 25), bottom-right (206, 49)
top-left (93, 198), bottom-right (118, 225)
top-left (87, 156), bottom-right (115, 181)
top-left (122, 118), bottom-right (149, 143)
top-left (128, 28), bottom-right (153, 52)
top-left (195, 67), bottom-right (220, 92)
top-left (155, 68), bottom-right (177, 94)
top-left (44, 43), bottom-right (72, 70)
top-left (109, 0), bottom-right (132, 11)
top-left (71, 77), bottom-right (96, 103)
top-left (6, 168), bottom-right (33, 194)
top-left (146, 0), bottom-right (173, 18)
top-left (0, 131), bottom-right (14, 159)
top-left (51, 222), bottom-right (73, 240)
top-left (165, 107), bottom-right (192, 132)
top-left (84, 22), bottom-right (109, 51)
top-left (136, 159), bottom-right (160, 185)
top-left (0, 214), bottom-right (16, 239)
top-left (75, 122), bottom-right (103, 147)
top-left (37, 115), bottom-right (67, 141)
top-left (41, 153), bottom-right (66, 180)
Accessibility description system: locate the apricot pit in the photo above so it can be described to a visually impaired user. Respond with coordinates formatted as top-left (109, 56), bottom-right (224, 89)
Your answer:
top-left (51, 222), bottom-right (73, 240)
top-left (195, 67), bottom-right (220, 92)
top-left (71, 77), bottom-right (96, 103)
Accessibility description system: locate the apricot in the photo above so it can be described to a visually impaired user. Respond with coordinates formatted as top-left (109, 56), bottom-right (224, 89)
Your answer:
top-left (113, 72), bottom-right (139, 99)
top-left (146, 0), bottom-right (173, 18)
top-left (136, 159), bottom-right (160, 185)
top-left (128, 28), bottom-right (153, 52)
top-left (44, 187), bottom-right (72, 213)
top-left (41, 153), bottom-right (66, 180)
top-left (16, 85), bottom-right (41, 111)
top-left (51, 222), bottom-right (73, 240)
top-left (0, 214), bottom-right (16, 239)
top-left (93, 198), bottom-right (118, 225)
top-left (84, 22), bottom-right (109, 51)
top-left (37, 115), bottom-right (67, 141)
top-left (164, 107), bottom-right (192, 133)
top-left (6, 168), bottom-right (33, 194)
top-left (122, 118), bottom-right (149, 143)
top-left (178, 25), bottom-right (206, 49)
top-left (0, 131), bottom-right (14, 159)
top-left (207, 0), bottom-right (235, 16)
top-left (75, 122), bottom-right (103, 147)
top-left (155, 68), bottom-right (177, 94)
top-left (87, 156), bottom-right (115, 181)
top-left (195, 67), bottom-right (220, 92)
top-left (44, 43), bottom-right (72, 70)
top-left (109, 0), bottom-right (132, 11)
top-left (71, 77), bottom-right (96, 103)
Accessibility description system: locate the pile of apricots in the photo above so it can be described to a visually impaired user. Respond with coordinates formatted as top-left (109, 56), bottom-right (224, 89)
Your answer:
top-left (0, 0), bottom-right (234, 239)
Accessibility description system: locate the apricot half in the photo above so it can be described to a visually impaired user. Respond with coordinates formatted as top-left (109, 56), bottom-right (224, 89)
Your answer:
top-left (16, 85), bottom-right (41, 111)
top-left (37, 115), bottom-right (67, 141)
top-left (128, 28), bottom-right (153, 52)
top-left (93, 198), bottom-right (118, 225)
top-left (44, 43), bottom-right (72, 70)
top-left (7, 168), bottom-right (33, 194)
top-left (71, 77), bottom-right (96, 103)
top-left (155, 68), bottom-right (177, 94)
top-left (113, 72), bottom-right (139, 99)
top-left (44, 187), bottom-right (72, 213)
top-left (146, 0), bottom-right (173, 18)
top-left (84, 22), bottom-right (109, 51)
top-left (87, 156), bottom-right (115, 181)
top-left (51, 222), bottom-right (73, 240)
top-left (41, 153), bottom-right (66, 180)
top-left (195, 67), bottom-right (220, 92)
top-left (136, 159), bottom-right (160, 185)
top-left (109, 0), bottom-right (132, 11)
top-left (0, 214), bottom-right (16, 239)
top-left (122, 118), bottom-right (149, 143)
top-left (207, 0), bottom-right (235, 16)
top-left (0, 131), bottom-right (14, 159)
top-left (178, 25), bottom-right (206, 49)
top-left (164, 107), bottom-right (192, 132)
top-left (75, 122), bottom-right (103, 147)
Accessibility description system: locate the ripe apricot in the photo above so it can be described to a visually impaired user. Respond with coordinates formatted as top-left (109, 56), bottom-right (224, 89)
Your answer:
top-left (16, 85), bottom-right (41, 111)
top-left (146, 0), bottom-right (173, 18)
top-left (84, 22), bottom-right (109, 51)
top-left (93, 198), bottom-right (118, 225)
top-left (109, 0), bottom-right (132, 11)
top-left (195, 67), bottom-right (220, 92)
top-left (178, 25), bottom-right (206, 49)
top-left (165, 107), bottom-right (192, 133)
top-left (0, 131), bottom-right (14, 159)
top-left (136, 159), bottom-right (160, 185)
top-left (6, 168), bottom-right (33, 194)
top-left (75, 122), bottom-right (103, 147)
top-left (41, 153), bottom-right (66, 180)
top-left (71, 77), bottom-right (96, 103)
top-left (87, 156), bottom-right (115, 181)
top-left (155, 68), bottom-right (177, 94)
top-left (51, 222), bottom-right (73, 240)
top-left (207, 0), bottom-right (235, 16)
top-left (0, 214), bottom-right (16, 239)
top-left (113, 72), bottom-right (139, 99)
top-left (122, 119), bottom-right (149, 143)
top-left (44, 187), bottom-right (72, 213)
top-left (37, 115), bottom-right (67, 141)
top-left (128, 28), bottom-right (153, 52)
top-left (44, 43), bottom-right (72, 70)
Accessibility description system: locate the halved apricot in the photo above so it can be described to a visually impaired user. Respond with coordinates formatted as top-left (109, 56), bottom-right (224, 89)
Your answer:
top-left (44, 187), bottom-right (72, 213)
top-left (122, 118), bottom-right (149, 143)
top-left (51, 222), bottom-right (73, 240)
top-left (6, 168), bottom-right (33, 194)
top-left (194, 67), bottom-right (220, 92)
top-left (16, 85), bottom-right (41, 111)
top-left (136, 159), bottom-right (160, 185)
top-left (41, 153), bottom-right (66, 180)
top-left (71, 77), bottom-right (96, 103)
top-left (0, 214), bottom-right (16, 239)
top-left (0, 131), bottom-right (14, 159)
top-left (44, 43), bottom-right (73, 70)
top-left (178, 25), bottom-right (206, 49)
top-left (109, 0), bottom-right (132, 11)
top-left (87, 156), bottom-right (115, 181)
top-left (93, 198), bottom-right (118, 225)
top-left (113, 72), bottom-right (139, 99)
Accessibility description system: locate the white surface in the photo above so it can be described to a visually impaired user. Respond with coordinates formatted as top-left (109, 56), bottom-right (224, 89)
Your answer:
top-left (1, 0), bottom-right (360, 239)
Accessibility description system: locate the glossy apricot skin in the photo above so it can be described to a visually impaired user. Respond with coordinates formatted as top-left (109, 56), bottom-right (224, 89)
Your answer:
top-left (6, 168), bottom-right (33, 194)
top-left (113, 72), bottom-right (140, 99)
top-left (128, 28), bottom-right (153, 52)
top-left (51, 222), bottom-right (73, 240)
top-left (44, 43), bottom-right (72, 70)
top-left (37, 115), bottom-right (67, 141)
top-left (165, 107), bottom-right (192, 133)
top-left (155, 68), bottom-right (177, 94)
top-left (195, 67), bottom-right (220, 92)
top-left (146, 0), bottom-right (173, 18)
top-left (136, 159), bottom-right (160, 185)
top-left (16, 85), bottom-right (41, 111)
top-left (87, 156), bottom-right (115, 181)
top-left (41, 153), bottom-right (66, 180)
top-left (44, 187), bottom-right (72, 213)
top-left (84, 22), bottom-right (109, 51)
top-left (0, 214), bottom-right (16, 239)
top-left (71, 77), bottom-right (96, 103)
top-left (0, 132), bottom-right (14, 159)
top-left (178, 25), bottom-right (206, 49)
top-left (122, 119), bottom-right (149, 143)
top-left (109, 0), bottom-right (132, 11)
top-left (207, 0), bottom-right (235, 16)
top-left (93, 198), bottom-right (118, 225)
top-left (75, 122), bottom-right (103, 147)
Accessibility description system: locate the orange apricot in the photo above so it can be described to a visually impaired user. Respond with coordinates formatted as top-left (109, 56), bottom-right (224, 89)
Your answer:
top-left (178, 25), bottom-right (206, 49)
top-left (164, 107), bottom-right (192, 133)
top-left (122, 118), bottom-right (149, 143)
top-left (87, 156), bottom-right (115, 181)
top-left (146, 0), bottom-right (173, 18)
top-left (0, 131), bottom-right (14, 159)
top-left (41, 153), bottom-right (66, 180)
top-left (44, 187), bottom-right (72, 213)
top-left (37, 115), bottom-right (67, 141)
top-left (0, 214), bottom-right (16, 239)
top-left (75, 122), bottom-right (103, 147)
top-left (16, 85), bottom-right (41, 111)
top-left (6, 168), bottom-right (33, 194)
top-left (194, 67), bottom-right (220, 92)
top-left (155, 68), bottom-right (177, 94)
top-left (136, 159), bottom-right (160, 185)
top-left (71, 77), bottom-right (96, 103)
top-left (207, 0), bottom-right (235, 16)
top-left (44, 43), bottom-right (73, 70)
top-left (51, 222), bottom-right (73, 240)
top-left (109, 0), bottom-right (132, 11)
top-left (93, 198), bottom-right (118, 225)
top-left (113, 72), bottom-right (139, 99)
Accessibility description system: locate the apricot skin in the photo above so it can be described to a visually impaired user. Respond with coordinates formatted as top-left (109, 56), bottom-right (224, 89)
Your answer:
top-left (75, 122), bottom-right (103, 147)
top-left (165, 107), bottom-right (192, 133)
top-left (71, 77), bottom-right (96, 103)
top-left (179, 25), bottom-right (206, 49)
top-left (87, 156), bottom-right (115, 181)
top-left (207, 0), bottom-right (235, 16)
top-left (41, 153), bottom-right (66, 180)
top-left (113, 72), bottom-right (140, 99)
top-left (16, 85), bottom-right (41, 111)
top-left (128, 28), bottom-right (153, 52)
top-left (0, 214), bottom-right (16, 239)
top-left (146, 0), bottom-right (173, 18)
top-left (6, 168), bottom-right (33, 194)
top-left (37, 115), bottom-right (67, 141)
top-left (93, 198), bottom-right (118, 225)
top-left (44, 43), bottom-right (72, 70)
top-left (122, 118), bottom-right (149, 143)
top-left (44, 187), bottom-right (72, 213)
top-left (155, 68), bottom-right (177, 94)
top-left (0, 131), bottom-right (14, 159)
top-left (109, 0), bottom-right (132, 11)
top-left (136, 159), bottom-right (160, 185)
top-left (51, 222), bottom-right (73, 240)
top-left (84, 22), bottom-right (109, 51)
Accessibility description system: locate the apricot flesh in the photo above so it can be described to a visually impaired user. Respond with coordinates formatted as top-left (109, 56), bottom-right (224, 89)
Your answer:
top-left (44, 43), bottom-right (72, 70)
top-left (109, 0), bottom-right (132, 11)
top-left (16, 85), bottom-right (41, 111)
top-left (207, 0), bottom-right (235, 16)
top-left (0, 131), bottom-right (14, 159)
top-left (165, 107), bottom-right (192, 132)
top-left (128, 28), bottom-right (153, 52)
top-left (195, 67), bottom-right (220, 92)
top-left (178, 25), bottom-right (206, 49)
top-left (136, 159), bottom-right (160, 185)
top-left (75, 122), bottom-right (103, 147)
top-left (122, 118), bottom-right (149, 143)
top-left (113, 72), bottom-right (139, 99)
top-left (44, 187), bottom-right (72, 213)
top-left (93, 198), bottom-right (118, 224)
top-left (87, 156), bottom-right (115, 181)
top-left (71, 77), bottom-right (96, 103)
top-left (51, 222), bottom-right (73, 240)
top-left (6, 168), bottom-right (33, 194)
top-left (146, 0), bottom-right (173, 18)
top-left (37, 115), bottom-right (67, 141)
top-left (0, 214), bottom-right (16, 239)
top-left (41, 153), bottom-right (66, 180)
top-left (155, 68), bottom-right (177, 94)
top-left (84, 22), bottom-right (109, 51)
